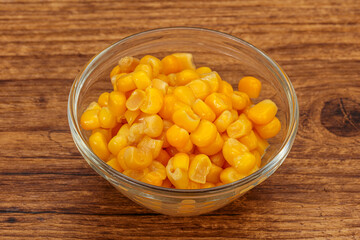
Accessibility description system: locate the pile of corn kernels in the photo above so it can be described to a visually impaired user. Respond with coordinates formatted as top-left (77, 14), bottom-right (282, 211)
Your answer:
top-left (80, 53), bottom-right (281, 189)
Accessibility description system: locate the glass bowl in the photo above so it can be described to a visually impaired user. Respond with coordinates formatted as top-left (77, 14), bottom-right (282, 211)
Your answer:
top-left (68, 27), bottom-right (299, 216)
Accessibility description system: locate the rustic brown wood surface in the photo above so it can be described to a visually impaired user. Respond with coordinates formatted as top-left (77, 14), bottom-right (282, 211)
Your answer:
top-left (1, 0), bottom-right (359, 239)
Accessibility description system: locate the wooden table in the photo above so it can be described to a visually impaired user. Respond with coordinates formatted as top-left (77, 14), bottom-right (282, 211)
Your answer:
top-left (1, 1), bottom-right (359, 239)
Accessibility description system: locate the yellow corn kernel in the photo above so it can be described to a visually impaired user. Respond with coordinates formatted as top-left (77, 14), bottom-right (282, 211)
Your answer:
top-left (86, 101), bottom-right (101, 111)
top-left (188, 154), bottom-right (212, 184)
top-left (239, 130), bottom-right (258, 151)
top-left (121, 146), bottom-right (152, 170)
top-left (196, 67), bottom-right (212, 75)
top-left (110, 65), bottom-right (121, 79)
top-left (89, 131), bottom-right (110, 161)
top-left (98, 107), bottom-right (117, 129)
top-left (167, 86), bottom-right (175, 94)
top-left (137, 136), bottom-right (163, 159)
top-left (188, 180), bottom-right (202, 189)
top-left (172, 108), bottom-right (200, 133)
top-left (118, 56), bottom-right (140, 73)
top-left (140, 55), bottom-right (162, 77)
top-left (152, 78), bottom-right (168, 95)
top-left (161, 178), bottom-right (173, 188)
top-left (166, 125), bottom-right (190, 148)
top-left (157, 149), bottom-right (171, 166)
top-left (141, 171), bottom-right (164, 186)
top-left (221, 132), bottom-right (230, 142)
top-left (98, 92), bottom-right (110, 107)
top-left (238, 76), bottom-right (262, 98)
top-left (107, 157), bottom-right (123, 172)
top-left (92, 128), bottom-right (112, 142)
top-left (251, 150), bottom-right (262, 168)
top-left (190, 119), bottom-right (217, 147)
top-left (124, 109), bottom-right (140, 125)
top-left (128, 122), bottom-right (145, 144)
top-left (247, 99), bottom-right (278, 125)
top-left (172, 153), bottom-right (190, 171)
top-left (108, 91), bottom-right (126, 117)
top-left (158, 94), bottom-right (176, 120)
top-left (175, 69), bottom-right (200, 86)
top-left (80, 109), bottom-right (100, 130)
top-left (222, 138), bottom-right (249, 166)
top-left (186, 79), bottom-right (211, 100)
top-left (218, 81), bottom-right (234, 97)
top-left (171, 53), bottom-right (196, 71)
top-left (176, 139), bottom-right (194, 153)
top-left (200, 71), bottom-right (220, 92)
top-left (140, 114), bottom-right (163, 138)
top-left (253, 131), bottom-right (270, 156)
top-left (157, 74), bottom-right (169, 83)
top-left (140, 88), bottom-right (164, 114)
top-left (220, 167), bottom-right (245, 184)
top-left (166, 156), bottom-right (189, 189)
top-left (134, 63), bottom-right (153, 79)
top-left (227, 113), bottom-right (253, 138)
top-left (116, 73), bottom-right (137, 92)
top-left (111, 73), bottom-right (126, 91)
top-left (214, 110), bottom-right (234, 133)
top-left (210, 152), bottom-right (225, 168)
top-left (117, 123), bottom-right (130, 137)
top-left (167, 73), bottom-right (177, 86)
top-left (192, 99), bottom-right (216, 122)
top-left (197, 132), bottom-right (224, 155)
top-left (205, 92), bottom-right (232, 116)
top-left (206, 164), bottom-right (223, 184)
top-left (132, 70), bottom-right (151, 90)
top-left (123, 168), bottom-right (149, 180)
top-left (254, 117), bottom-right (281, 139)
top-left (233, 152), bottom-right (256, 174)
top-left (173, 86), bottom-right (196, 106)
top-left (231, 91), bottom-right (250, 111)
top-left (161, 55), bottom-right (181, 75)
top-left (108, 134), bottom-right (128, 156)
top-left (173, 100), bottom-right (192, 114)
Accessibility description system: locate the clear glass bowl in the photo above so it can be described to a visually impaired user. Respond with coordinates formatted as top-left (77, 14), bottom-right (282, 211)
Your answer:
top-left (68, 27), bottom-right (299, 216)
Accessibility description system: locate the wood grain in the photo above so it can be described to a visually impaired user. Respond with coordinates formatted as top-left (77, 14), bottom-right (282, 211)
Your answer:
top-left (1, 0), bottom-right (359, 239)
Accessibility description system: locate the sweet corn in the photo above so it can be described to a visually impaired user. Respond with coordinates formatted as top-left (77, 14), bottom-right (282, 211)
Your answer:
top-left (192, 99), bottom-right (216, 122)
top-left (251, 150), bottom-right (262, 168)
top-left (98, 92), bottom-right (110, 107)
top-left (231, 109), bottom-right (239, 122)
top-left (166, 125), bottom-right (190, 148)
top-left (238, 76), bottom-right (262, 98)
top-left (117, 124), bottom-right (130, 138)
top-left (141, 171), bottom-right (164, 186)
top-left (89, 131), bottom-right (110, 161)
top-left (123, 168), bottom-right (149, 180)
top-left (92, 128), bottom-right (112, 142)
top-left (98, 107), bottom-right (117, 129)
top-left (172, 153), bottom-right (190, 171)
top-left (124, 109), bottom-right (140, 125)
top-left (108, 134), bottom-right (128, 156)
top-left (118, 56), bottom-right (140, 73)
top-left (175, 69), bottom-right (200, 86)
top-left (108, 91), bottom-right (126, 117)
top-left (128, 122), bottom-right (145, 144)
top-left (172, 108), bottom-right (200, 132)
top-left (157, 74), bottom-right (169, 83)
top-left (173, 86), bottom-right (196, 106)
top-left (176, 139), bottom-right (194, 153)
top-left (254, 117), bottom-right (281, 139)
top-left (247, 99), bottom-right (278, 125)
top-left (210, 152), bottom-right (225, 168)
top-left (186, 79), bottom-right (211, 100)
top-left (227, 113), bottom-right (252, 138)
top-left (166, 156), bottom-right (189, 189)
top-left (161, 55), bottom-right (181, 75)
top-left (120, 146), bottom-right (152, 170)
top-left (148, 161), bottom-right (167, 179)
top-left (140, 88), bottom-right (163, 114)
top-left (239, 130), bottom-right (258, 151)
top-left (214, 110), bottom-right (234, 133)
top-left (171, 53), bottom-right (196, 71)
top-left (190, 119), bottom-right (217, 147)
top-left (200, 72), bottom-right (220, 92)
top-left (201, 182), bottom-right (216, 188)
top-left (218, 81), bottom-right (234, 97)
top-left (167, 73), bottom-right (177, 86)
top-left (152, 78), bottom-right (168, 95)
top-left (157, 149), bottom-right (171, 166)
top-left (197, 132), bottom-right (224, 155)
top-left (254, 131), bottom-right (270, 156)
top-left (132, 70), bottom-right (151, 90)
top-left (205, 92), bottom-right (232, 116)
top-left (140, 55), bottom-right (162, 77)
top-left (158, 94), bottom-right (177, 120)
top-left (222, 138), bottom-right (249, 166)
top-left (187, 180), bottom-right (202, 189)
top-left (80, 109), bottom-right (100, 130)
top-left (134, 63), bottom-right (153, 79)
top-left (196, 67), bottom-right (212, 75)
top-left (233, 152), bottom-right (256, 174)
top-left (188, 154), bottom-right (211, 184)
top-left (206, 164), bottom-right (223, 184)
top-left (137, 135), bottom-right (163, 159)
top-left (107, 157), bottom-right (123, 172)
top-left (86, 101), bottom-right (101, 111)
top-left (110, 65), bottom-right (121, 79)
top-left (220, 167), bottom-right (245, 184)
top-left (221, 132), bottom-right (230, 142)
top-left (116, 73), bottom-right (137, 92)
top-left (231, 91), bottom-right (250, 111)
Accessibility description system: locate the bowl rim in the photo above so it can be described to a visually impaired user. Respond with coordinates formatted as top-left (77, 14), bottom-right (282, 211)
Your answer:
top-left (68, 26), bottom-right (299, 195)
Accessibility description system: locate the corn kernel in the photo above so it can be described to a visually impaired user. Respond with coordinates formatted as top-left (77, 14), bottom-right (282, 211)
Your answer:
top-left (238, 76), bottom-right (262, 98)
top-left (108, 134), bottom-right (128, 156)
top-left (98, 92), bottom-right (110, 107)
top-left (123, 168), bottom-right (149, 180)
top-left (221, 132), bottom-right (230, 142)
top-left (161, 55), bottom-right (181, 75)
top-left (196, 67), bottom-right (212, 75)
top-left (167, 73), bottom-right (177, 86)
top-left (197, 132), bottom-right (224, 155)
top-left (172, 108), bottom-right (200, 133)
top-left (157, 74), bottom-right (169, 83)
top-left (158, 94), bottom-right (177, 120)
top-left (140, 88), bottom-right (163, 114)
top-left (186, 79), bottom-right (211, 100)
top-left (210, 152), bottom-right (225, 168)
top-left (172, 153), bottom-right (190, 171)
top-left (152, 78), bottom-right (169, 95)
top-left (227, 113), bottom-right (253, 138)
top-left (139, 114), bottom-right (163, 138)
top-left (137, 135), bottom-right (163, 159)
top-left (206, 164), bottom-right (223, 184)
top-left (80, 109), bottom-right (100, 130)
top-left (247, 99), bottom-right (278, 125)
top-left (218, 81), bottom-right (234, 97)
top-left (89, 131), bottom-right (110, 161)
top-left (157, 149), bottom-right (171, 166)
top-left (254, 117), bottom-right (281, 139)
top-left (140, 55), bottom-right (162, 77)
top-left (108, 91), bottom-right (126, 117)
top-left (141, 171), bottom-right (164, 186)
top-left (192, 99), bottom-right (216, 122)
top-left (120, 146), bottom-right (152, 170)
top-left (86, 101), bottom-right (101, 111)
top-left (220, 167), bottom-right (245, 184)
top-left (205, 92), bottom-right (232, 116)
top-left (166, 125), bottom-right (190, 148)
top-left (148, 160), bottom-right (166, 179)
top-left (166, 156), bottom-right (189, 189)
top-left (190, 119), bottom-right (217, 147)
top-left (128, 122), bottom-right (145, 144)
top-left (92, 128), bottom-right (112, 142)
top-left (116, 73), bottom-right (137, 92)
top-left (188, 154), bottom-right (211, 184)
top-left (175, 69), bottom-right (200, 86)
top-left (239, 130), bottom-right (258, 151)
top-left (251, 150), bottom-right (262, 168)
top-left (254, 131), bottom-right (270, 156)
top-left (173, 86), bottom-right (196, 106)
top-left (231, 91), bottom-right (250, 111)
top-left (200, 72), bottom-right (220, 92)
top-left (110, 65), bottom-right (121, 79)
top-left (118, 56), bottom-right (140, 73)
top-left (214, 110), bottom-right (234, 133)
top-left (222, 138), bottom-right (249, 166)
top-left (98, 106), bottom-right (117, 129)
top-left (187, 180), bottom-right (202, 189)
top-left (107, 157), bottom-right (123, 172)
top-left (176, 139), bottom-right (194, 153)
top-left (233, 152), bottom-right (256, 174)
top-left (124, 109), bottom-right (140, 125)
top-left (132, 70), bottom-right (151, 90)
top-left (134, 63), bottom-right (153, 79)
top-left (171, 53), bottom-right (196, 71)
top-left (117, 124), bottom-right (130, 137)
